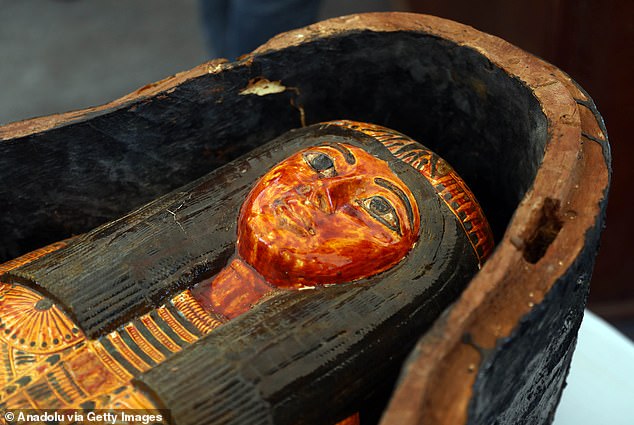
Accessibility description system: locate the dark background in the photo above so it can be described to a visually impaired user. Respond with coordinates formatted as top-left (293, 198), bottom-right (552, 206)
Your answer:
top-left (1, 0), bottom-right (632, 336)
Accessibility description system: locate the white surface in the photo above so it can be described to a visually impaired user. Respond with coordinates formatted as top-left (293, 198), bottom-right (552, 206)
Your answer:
top-left (553, 310), bottom-right (634, 425)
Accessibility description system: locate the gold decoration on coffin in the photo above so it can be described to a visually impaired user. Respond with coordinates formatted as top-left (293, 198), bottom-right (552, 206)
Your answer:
top-left (0, 283), bottom-right (223, 412)
top-left (0, 285), bottom-right (85, 354)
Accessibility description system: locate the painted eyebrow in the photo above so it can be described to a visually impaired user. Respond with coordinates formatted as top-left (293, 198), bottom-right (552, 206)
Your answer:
top-left (320, 142), bottom-right (356, 164)
top-left (374, 177), bottom-right (414, 227)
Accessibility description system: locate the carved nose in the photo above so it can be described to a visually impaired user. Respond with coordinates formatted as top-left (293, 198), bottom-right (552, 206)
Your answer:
top-left (295, 183), bottom-right (335, 214)
top-left (295, 184), bottom-right (311, 196)
top-left (314, 190), bottom-right (335, 214)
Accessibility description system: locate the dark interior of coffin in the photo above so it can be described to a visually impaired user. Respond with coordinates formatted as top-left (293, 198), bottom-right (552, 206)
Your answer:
top-left (0, 30), bottom-right (547, 263)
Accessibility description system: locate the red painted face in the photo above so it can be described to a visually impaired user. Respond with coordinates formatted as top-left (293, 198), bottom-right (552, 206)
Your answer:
top-left (237, 142), bottom-right (420, 288)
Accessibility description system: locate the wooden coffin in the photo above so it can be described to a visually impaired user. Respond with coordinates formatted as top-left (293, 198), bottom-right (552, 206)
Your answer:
top-left (0, 12), bottom-right (610, 425)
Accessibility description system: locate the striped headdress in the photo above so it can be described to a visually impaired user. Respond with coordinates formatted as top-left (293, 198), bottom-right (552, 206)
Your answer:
top-left (327, 120), bottom-right (494, 264)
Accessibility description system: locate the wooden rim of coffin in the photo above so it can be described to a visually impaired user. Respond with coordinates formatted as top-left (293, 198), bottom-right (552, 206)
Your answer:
top-left (0, 13), bottom-right (610, 425)
top-left (255, 13), bottom-right (610, 425)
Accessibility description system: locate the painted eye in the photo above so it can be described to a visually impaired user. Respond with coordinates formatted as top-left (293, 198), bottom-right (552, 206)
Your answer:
top-left (360, 196), bottom-right (401, 234)
top-left (303, 151), bottom-right (337, 178)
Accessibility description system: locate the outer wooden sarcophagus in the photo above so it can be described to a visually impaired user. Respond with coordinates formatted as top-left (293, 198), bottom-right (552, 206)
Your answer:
top-left (0, 12), bottom-right (610, 425)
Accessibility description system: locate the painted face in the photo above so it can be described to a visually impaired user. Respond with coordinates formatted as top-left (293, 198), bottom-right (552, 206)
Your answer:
top-left (237, 142), bottom-right (420, 288)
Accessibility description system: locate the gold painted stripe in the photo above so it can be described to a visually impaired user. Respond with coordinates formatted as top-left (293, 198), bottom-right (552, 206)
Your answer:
top-left (19, 387), bottom-right (39, 409)
top-left (91, 341), bottom-right (134, 381)
top-left (171, 290), bottom-right (223, 335)
top-left (106, 332), bottom-right (153, 373)
top-left (156, 307), bottom-right (198, 344)
top-left (139, 315), bottom-right (181, 353)
top-left (124, 324), bottom-right (166, 364)
top-left (0, 241), bottom-right (68, 274)
top-left (47, 366), bottom-right (85, 405)
top-left (6, 345), bottom-right (18, 383)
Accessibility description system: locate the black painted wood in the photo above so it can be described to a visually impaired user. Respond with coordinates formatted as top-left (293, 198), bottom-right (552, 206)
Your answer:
top-left (466, 205), bottom-right (604, 425)
top-left (0, 31), bottom-right (546, 264)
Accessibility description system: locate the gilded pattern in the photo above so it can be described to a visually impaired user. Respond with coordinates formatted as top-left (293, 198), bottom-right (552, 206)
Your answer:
top-left (0, 245), bottom-right (224, 412)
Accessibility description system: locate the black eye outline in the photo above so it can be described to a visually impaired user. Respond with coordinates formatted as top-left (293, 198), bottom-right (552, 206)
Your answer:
top-left (358, 195), bottom-right (401, 235)
top-left (303, 151), bottom-right (337, 178)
